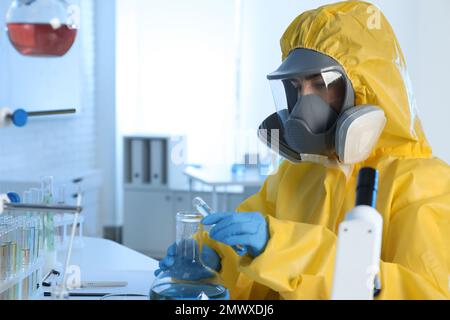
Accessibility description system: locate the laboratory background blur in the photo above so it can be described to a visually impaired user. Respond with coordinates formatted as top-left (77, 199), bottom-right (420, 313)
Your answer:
top-left (0, 0), bottom-right (449, 262)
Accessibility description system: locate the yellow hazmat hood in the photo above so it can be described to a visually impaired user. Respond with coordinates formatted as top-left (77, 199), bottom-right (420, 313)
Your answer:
top-left (280, 1), bottom-right (432, 159)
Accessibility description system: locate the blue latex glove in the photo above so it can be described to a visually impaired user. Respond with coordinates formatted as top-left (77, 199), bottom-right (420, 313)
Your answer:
top-left (154, 240), bottom-right (221, 281)
top-left (7, 192), bottom-right (21, 203)
top-left (202, 212), bottom-right (269, 258)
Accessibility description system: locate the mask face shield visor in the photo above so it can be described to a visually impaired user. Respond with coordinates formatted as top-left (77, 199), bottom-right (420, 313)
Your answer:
top-left (269, 70), bottom-right (347, 128)
top-left (261, 49), bottom-right (357, 163)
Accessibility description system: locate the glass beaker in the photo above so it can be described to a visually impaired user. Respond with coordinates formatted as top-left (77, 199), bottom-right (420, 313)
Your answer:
top-left (6, 0), bottom-right (79, 57)
top-left (150, 212), bottom-right (229, 300)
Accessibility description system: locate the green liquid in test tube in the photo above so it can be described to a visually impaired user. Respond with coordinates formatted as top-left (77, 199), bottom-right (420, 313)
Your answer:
top-left (41, 176), bottom-right (55, 252)
top-left (0, 224), bottom-right (8, 281)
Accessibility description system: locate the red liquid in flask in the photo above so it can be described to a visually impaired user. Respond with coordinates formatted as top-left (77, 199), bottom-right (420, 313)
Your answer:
top-left (7, 23), bottom-right (77, 57)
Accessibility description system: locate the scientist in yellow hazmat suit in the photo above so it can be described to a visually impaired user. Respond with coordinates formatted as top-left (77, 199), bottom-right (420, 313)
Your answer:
top-left (157, 1), bottom-right (450, 300)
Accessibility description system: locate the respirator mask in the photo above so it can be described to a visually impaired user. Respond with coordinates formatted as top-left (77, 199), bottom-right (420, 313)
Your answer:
top-left (259, 48), bottom-right (386, 165)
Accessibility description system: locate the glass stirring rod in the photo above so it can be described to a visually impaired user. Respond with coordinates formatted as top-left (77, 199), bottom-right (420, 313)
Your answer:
top-left (193, 197), bottom-right (247, 255)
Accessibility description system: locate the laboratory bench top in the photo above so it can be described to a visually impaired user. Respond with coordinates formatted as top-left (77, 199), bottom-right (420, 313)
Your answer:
top-left (38, 237), bottom-right (158, 300)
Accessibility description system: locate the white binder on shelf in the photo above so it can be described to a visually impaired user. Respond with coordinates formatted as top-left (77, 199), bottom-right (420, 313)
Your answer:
top-left (150, 139), bottom-right (165, 187)
top-left (131, 139), bottom-right (144, 184)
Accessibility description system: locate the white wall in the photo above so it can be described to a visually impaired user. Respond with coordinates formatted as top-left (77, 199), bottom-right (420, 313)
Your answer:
top-left (414, 0), bottom-right (450, 163)
top-left (0, 0), bottom-right (97, 177)
top-left (239, 0), bottom-right (450, 163)
top-left (116, 0), bottom-right (238, 166)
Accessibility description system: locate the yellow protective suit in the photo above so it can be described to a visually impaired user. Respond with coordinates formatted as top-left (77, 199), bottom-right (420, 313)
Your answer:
top-left (201, 1), bottom-right (450, 300)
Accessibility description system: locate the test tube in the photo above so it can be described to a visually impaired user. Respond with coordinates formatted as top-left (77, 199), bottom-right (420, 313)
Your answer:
top-left (35, 215), bottom-right (42, 261)
top-left (1, 218), bottom-right (10, 280)
top-left (14, 217), bottom-right (22, 271)
top-left (12, 217), bottom-right (23, 273)
top-left (0, 224), bottom-right (8, 281)
top-left (22, 277), bottom-right (29, 300)
top-left (31, 188), bottom-right (44, 259)
top-left (41, 176), bottom-right (55, 252)
top-left (22, 191), bottom-right (34, 266)
top-left (7, 281), bottom-right (17, 300)
top-left (0, 217), bottom-right (12, 280)
top-left (4, 217), bottom-right (15, 279)
top-left (57, 185), bottom-right (67, 248)
top-left (20, 219), bottom-right (31, 268)
top-left (29, 220), bottom-right (36, 265)
top-left (32, 271), bottom-right (38, 296)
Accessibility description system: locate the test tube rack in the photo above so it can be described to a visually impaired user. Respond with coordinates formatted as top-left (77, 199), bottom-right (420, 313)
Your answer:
top-left (0, 206), bottom-right (84, 300)
top-left (0, 255), bottom-right (44, 300)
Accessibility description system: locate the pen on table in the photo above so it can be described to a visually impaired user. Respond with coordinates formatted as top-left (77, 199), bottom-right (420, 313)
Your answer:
top-left (44, 292), bottom-right (110, 298)
top-left (81, 281), bottom-right (128, 288)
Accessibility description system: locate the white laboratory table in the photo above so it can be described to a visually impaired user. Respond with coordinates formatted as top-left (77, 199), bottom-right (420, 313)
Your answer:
top-left (184, 165), bottom-right (266, 211)
top-left (38, 237), bottom-right (159, 300)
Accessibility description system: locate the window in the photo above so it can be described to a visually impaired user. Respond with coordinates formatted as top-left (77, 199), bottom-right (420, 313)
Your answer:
top-left (117, 0), bottom-right (240, 166)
